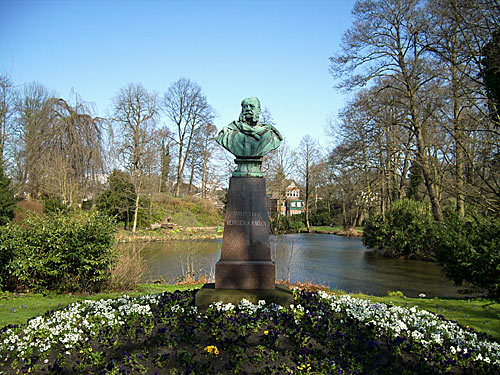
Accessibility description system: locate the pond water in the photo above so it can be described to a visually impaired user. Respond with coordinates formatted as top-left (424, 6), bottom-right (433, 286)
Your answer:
top-left (118, 233), bottom-right (465, 298)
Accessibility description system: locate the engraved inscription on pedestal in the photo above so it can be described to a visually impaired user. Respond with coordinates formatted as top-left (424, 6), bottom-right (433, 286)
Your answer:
top-left (225, 210), bottom-right (267, 227)
top-left (215, 177), bottom-right (275, 289)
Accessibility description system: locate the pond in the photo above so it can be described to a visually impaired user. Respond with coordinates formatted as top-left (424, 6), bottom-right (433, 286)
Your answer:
top-left (118, 233), bottom-right (466, 298)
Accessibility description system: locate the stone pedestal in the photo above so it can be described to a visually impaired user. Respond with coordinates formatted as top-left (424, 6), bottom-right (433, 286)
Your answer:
top-left (195, 175), bottom-right (293, 311)
top-left (195, 283), bottom-right (293, 312)
top-left (215, 176), bottom-right (275, 289)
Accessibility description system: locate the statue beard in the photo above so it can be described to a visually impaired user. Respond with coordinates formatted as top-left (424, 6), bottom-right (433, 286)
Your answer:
top-left (239, 111), bottom-right (260, 124)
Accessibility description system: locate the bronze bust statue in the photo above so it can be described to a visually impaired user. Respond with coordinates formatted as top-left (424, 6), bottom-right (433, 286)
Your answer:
top-left (216, 97), bottom-right (282, 177)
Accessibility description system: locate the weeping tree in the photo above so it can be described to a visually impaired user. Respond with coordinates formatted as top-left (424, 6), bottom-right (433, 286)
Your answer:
top-left (11, 83), bottom-right (105, 204)
top-left (39, 96), bottom-right (106, 204)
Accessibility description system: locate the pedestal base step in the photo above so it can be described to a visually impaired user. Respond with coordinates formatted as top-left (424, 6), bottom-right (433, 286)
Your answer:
top-left (194, 283), bottom-right (294, 312)
top-left (215, 260), bottom-right (275, 289)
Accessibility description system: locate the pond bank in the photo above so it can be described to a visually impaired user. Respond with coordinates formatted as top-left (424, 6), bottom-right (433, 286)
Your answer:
top-left (116, 227), bottom-right (223, 243)
top-left (307, 228), bottom-right (363, 237)
top-left (116, 226), bottom-right (362, 243)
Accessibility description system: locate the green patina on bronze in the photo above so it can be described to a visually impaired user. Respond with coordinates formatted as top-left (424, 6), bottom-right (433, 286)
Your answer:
top-left (216, 97), bottom-right (282, 177)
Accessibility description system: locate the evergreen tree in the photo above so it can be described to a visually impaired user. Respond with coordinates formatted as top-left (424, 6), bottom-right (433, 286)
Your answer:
top-left (481, 29), bottom-right (500, 124)
top-left (0, 165), bottom-right (16, 225)
top-left (96, 170), bottom-right (136, 229)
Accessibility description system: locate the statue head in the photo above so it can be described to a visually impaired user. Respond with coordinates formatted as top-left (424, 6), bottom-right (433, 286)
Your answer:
top-left (239, 97), bottom-right (261, 125)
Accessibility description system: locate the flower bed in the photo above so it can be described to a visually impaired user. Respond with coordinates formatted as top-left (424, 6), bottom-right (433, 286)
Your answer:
top-left (1, 289), bottom-right (499, 374)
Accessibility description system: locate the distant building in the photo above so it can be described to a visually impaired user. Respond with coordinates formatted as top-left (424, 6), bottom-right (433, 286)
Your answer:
top-left (283, 182), bottom-right (304, 216)
top-left (268, 182), bottom-right (304, 217)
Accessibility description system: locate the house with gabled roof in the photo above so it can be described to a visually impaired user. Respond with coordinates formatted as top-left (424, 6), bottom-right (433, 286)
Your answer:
top-left (268, 182), bottom-right (304, 217)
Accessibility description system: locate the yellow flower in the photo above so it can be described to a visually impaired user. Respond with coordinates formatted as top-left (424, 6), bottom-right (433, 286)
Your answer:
top-left (204, 345), bottom-right (220, 355)
top-left (89, 347), bottom-right (93, 352)
top-left (297, 363), bottom-right (312, 372)
top-left (264, 330), bottom-right (269, 335)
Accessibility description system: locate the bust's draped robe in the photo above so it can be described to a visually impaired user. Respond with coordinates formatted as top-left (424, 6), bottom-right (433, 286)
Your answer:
top-left (216, 121), bottom-right (283, 158)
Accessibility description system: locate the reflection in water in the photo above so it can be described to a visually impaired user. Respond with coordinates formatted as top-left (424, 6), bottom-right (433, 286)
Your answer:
top-left (116, 234), bottom-right (465, 297)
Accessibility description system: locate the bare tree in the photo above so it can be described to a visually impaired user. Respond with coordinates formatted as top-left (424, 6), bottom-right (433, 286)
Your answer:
top-left (0, 74), bottom-right (14, 166)
top-left (271, 235), bottom-right (298, 283)
top-left (266, 139), bottom-right (295, 194)
top-left (11, 82), bottom-right (51, 197)
top-left (296, 135), bottom-right (322, 232)
top-left (425, 0), bottom-right (500, 214)
top-left (162, 78), bottom-right (215, 196)
top-left (331, 0), bottom-right (445, 221)
top-left (112, 83), bottom-right (159, 232)
top-left (197, 123), bottom-right (219, 198)
top-left (154, 126), bottom-right (175, 193)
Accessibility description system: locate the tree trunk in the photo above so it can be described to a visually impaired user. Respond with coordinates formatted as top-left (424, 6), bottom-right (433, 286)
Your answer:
top-left (187, 159), bottom-right (195, 194)
top-left (414, 124), bottom-right (444, 222)
top-left (175, 140), bottom-right (184, 197)
top-left (398, 133), bottom-right (413, 198)
top-left (132, 193), bottom-right (140, 232)
top-left (305, 167), bottom-right (311, 232)
top-left (451, 62), bottom-right (466, 216)
top-left (201, 149), bottom-right (208, 199)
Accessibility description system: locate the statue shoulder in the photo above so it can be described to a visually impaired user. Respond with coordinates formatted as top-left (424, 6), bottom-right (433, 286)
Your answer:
top-left (218, 121), bottom-right (237, 135)
top-left (269, 124), bottom-right (283, 141)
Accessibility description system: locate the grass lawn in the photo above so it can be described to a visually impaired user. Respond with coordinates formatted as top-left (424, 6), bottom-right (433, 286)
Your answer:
top-left (310, 225), bottom-right (343, 232)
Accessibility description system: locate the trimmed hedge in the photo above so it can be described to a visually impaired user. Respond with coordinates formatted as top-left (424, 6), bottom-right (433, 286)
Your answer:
top-left (0, 211), bottom-right (116, 293)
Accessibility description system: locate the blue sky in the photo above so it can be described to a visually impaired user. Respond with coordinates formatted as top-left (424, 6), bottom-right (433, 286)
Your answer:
top-left (1, 0), bottom-right (355, 148)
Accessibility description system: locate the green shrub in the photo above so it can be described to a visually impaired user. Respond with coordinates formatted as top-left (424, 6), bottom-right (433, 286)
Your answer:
top-left (171, 211), bottom-right (200, 227)
top-left (362, 198), bottom-right (436, 260)
top-left (0, 225), bottom-right (16, 290)
top-left (43, 196), bottom-right (68, 214)
top-left (154, 195), bottom-right (222, 227)
top-left (270, 213), bottom-right (306, 233)
top-left (387, 290), bottom-right (406, 298)
top-left (2, 211), bottom-right (116, 293)
top-left (435, 212), bottom-right (500, 297)
top-left (364, 199), bottom-right (500, 297)
top-left (309, 211), bottom-right (330, 226)
top-left (96, 170), bottom-right (136, 229)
